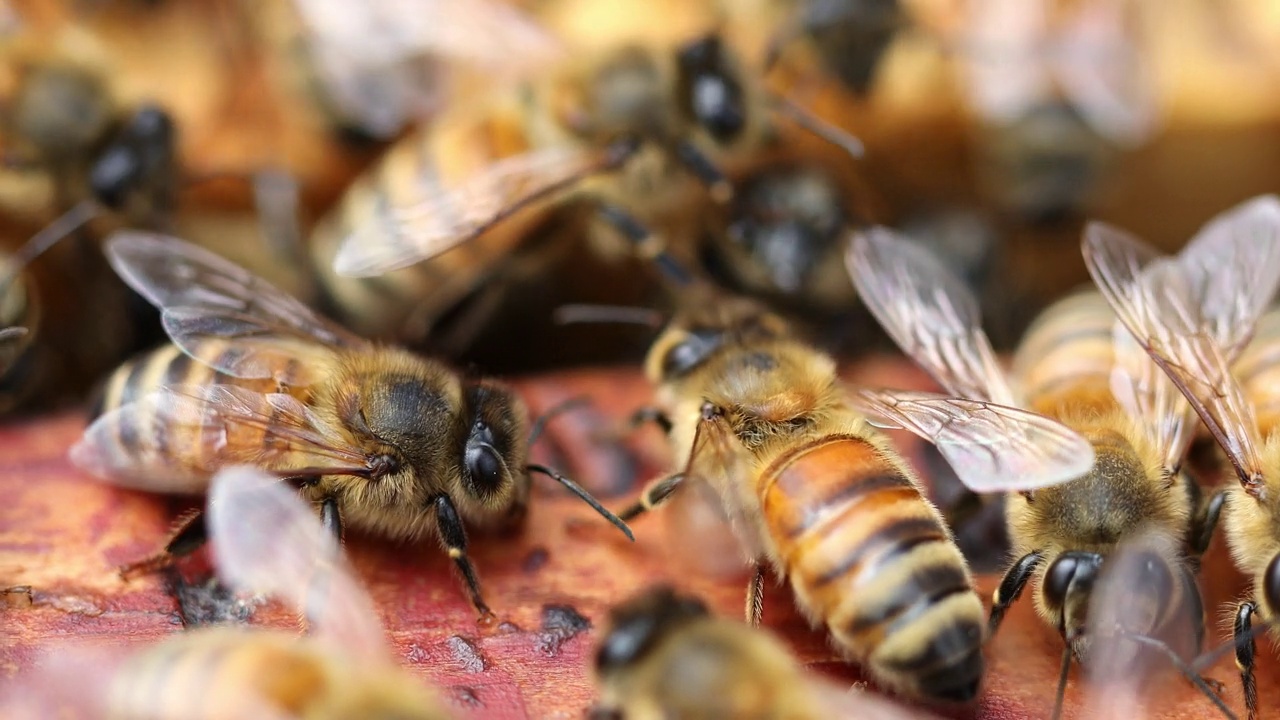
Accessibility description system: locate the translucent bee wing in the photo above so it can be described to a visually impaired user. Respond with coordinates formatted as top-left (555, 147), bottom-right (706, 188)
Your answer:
top-left (70, 385), bottom-right (373, 493)
top-left (957, 0), bottom-right (1052, 123)
top-left (332, 143), bottom-right (632, 277)
top-left (1109, 320), bottom-right (1194, 471)
top-left (1084, 214), bottom-right (1280, 494)
top-left (1050, 0), bottom-right (1158, 146)
top-left (680, 409), bottom-right (770, 563)
top-left (851, 388), bottom-right (1095, 493)
top-left (208, 466), bottom-right (388, 662)
top-left (847, 227), bottom-right (1016, 406)
top-left (106, 231), bottom-right (367, 383)
top-left (1082, 529), bottom-right (1203, 720)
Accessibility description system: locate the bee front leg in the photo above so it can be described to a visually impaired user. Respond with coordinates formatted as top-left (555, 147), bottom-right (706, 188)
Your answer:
top-left (433, 494), bottom-right (493, 623)
top-left (119, 509), bottom-right (207, 579)
top-left (616, 472), bottom-right (685, 522)
top-left (593, 201), bottom-right (693, 286)
top-left (1235, 601), bottom-right (1259, 720)
top-left (988, 551), bottom-right (1043, 638)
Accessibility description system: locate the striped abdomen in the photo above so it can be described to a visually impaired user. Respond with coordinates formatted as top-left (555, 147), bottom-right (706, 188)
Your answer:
top-left (760, 436), bottom-right (984, 702)
top-left (1235, 308), bottom-right (1280, 439)
top-left (1012, 289), bottom-right (1117, 417)
top-left (88, 341), bottom-right (305, 478)
top-left (309, 108), bottom-right (555, 341)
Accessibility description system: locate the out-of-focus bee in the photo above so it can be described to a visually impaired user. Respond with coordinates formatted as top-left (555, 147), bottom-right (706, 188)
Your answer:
top-left (590, 586), bottom-right (940, 719)
top-left (1082, 195), bottom-right (1280, 720)
top-left (313, 2), bottom-right (863, 342)
top-left (9, 466), bottom-right (451, 719)
top-left (951, 0), bottom-right (1158, 223)
top-left (243, 0), bottom-right (561, 141)
top-left (847, 227), bottom-right (1242, 717)
top-left (612, 264), bottom-right (1092, 701)
top-left (70, 231), bottom-right (632, 622)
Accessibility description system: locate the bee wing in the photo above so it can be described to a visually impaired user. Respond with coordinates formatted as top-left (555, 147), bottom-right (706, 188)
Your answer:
top-left (70, 385), bottom-right (373, 493)
top-left (847, 227), bottom-right (1015, 405)
top-left (209, 466), bottom-right (388, 661)
top-left (958, 0), bottom-right (1052, 123)
top-left (1109, 320), bottom-right (1194, 471)
top-left (106, 231), bottom-right (367, 383)
top-left (332, 143), bottom-right (628, 277)
top-left (1050, 0), bottom-right (1157, 146)
top-left (1083, 217), bottom-right (1279, 493)
top-left (1082, 528), bottom-right (1200, 720)
top-left (851, 388), bottom-right (1095, 493)
top-left (681, 411), bottom-right (769, 562)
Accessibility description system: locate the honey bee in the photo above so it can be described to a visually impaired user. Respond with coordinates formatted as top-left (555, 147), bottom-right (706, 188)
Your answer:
top-left (244, 0), bottom-right (561, 141)
top-left (590, 586), bottom-right (940, 719)
top-left (1081, 195), bottom-right (1280, 720)
top-left (312, 5), bottom-right (863, 341)
top-left (70, 231), bottom-right (633, 621)
top-left (951, 0), bottom-right (1157, 222)
top-left (847, 227), bottom-right (1239, 716)
top-left (614, 273), bottom-right (1092, 702)
top-left (9, 466), bottom-right (451, 720)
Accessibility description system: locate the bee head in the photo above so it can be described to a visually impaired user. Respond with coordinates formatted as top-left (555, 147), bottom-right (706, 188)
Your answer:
top-left (675, 34), bottom-right (746, 144)
top-left (594, 586), bottom-right (709, 674)
top-left (644, 288), bottom-right (788, 384)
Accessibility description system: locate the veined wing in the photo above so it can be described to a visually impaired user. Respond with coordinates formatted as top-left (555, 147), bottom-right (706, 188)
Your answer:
top-left (851, 388), bottom-right (1094, 493)
top-left (333, 142), bottom-right (635, 277)
top-left (1109, 320), bottom-right (1193, 471)
top-left (70, 385), bottom-right (373, 493)
top-left (848, 227), bottom-right (1015, 405)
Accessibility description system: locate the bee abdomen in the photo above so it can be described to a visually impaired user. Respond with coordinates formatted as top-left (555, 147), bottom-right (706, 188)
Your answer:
top-left (761, 436), bottom-right (984, 702)
top-left (1013, 289), bottom-right (1117, 416)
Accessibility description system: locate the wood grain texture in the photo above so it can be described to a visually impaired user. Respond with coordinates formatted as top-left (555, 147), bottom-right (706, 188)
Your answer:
top-left (0, 362), bottom-right (1271, 719)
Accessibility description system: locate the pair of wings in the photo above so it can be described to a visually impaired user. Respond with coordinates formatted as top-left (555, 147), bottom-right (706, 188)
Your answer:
top-left (290, 0), bottom-right (564, 138)
top-left (845, 228), bottom-right (1098, 494)
top-left (1083, 194), bottom-right (1280, 497)
top-left (71, 232), bottom-right (381, 492)
top-left (955, 0), bottom-right (1157, 146)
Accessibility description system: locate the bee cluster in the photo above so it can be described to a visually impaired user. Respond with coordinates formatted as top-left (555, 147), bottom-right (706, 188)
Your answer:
top-left (1, 1), bottom-right (1279, 718)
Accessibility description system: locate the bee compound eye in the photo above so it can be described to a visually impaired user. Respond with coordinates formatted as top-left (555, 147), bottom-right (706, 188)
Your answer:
top-left (1264, 554), bottom-right (1280, 611)
top-left (465, 441), bottom-right (504, 495)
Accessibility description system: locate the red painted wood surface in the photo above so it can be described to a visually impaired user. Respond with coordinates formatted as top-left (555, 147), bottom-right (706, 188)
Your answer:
top-left (0, 363), bottom-right (1271, 719)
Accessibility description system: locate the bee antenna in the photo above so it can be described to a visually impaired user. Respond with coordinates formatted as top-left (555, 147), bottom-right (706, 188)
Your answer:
top-left (1051, 645), bottom-right (1072, 720)
top-left (765, 92), bottom-right (865, 160)
top-left (527, 395), bottom-right (592, 446)
top-left (0, 199), bottom-right (99, 295)
top-left (553, 304), bottom-right (666, 328)
top-left (526, 463), bottom-right (635, 542)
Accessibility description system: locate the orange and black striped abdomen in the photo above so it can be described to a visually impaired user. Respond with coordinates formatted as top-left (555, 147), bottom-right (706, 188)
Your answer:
top-left (88, 341), bottom-right (289, 476)
top-left (1013, 289), bottom-right (1118, 417)
top-left (760, 436), bottom-right (984, 702)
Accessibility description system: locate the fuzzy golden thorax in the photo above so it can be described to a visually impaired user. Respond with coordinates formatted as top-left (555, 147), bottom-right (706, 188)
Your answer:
top-left (1004, 409), bottom-right (1192, 657)
top-left (303, 347), bottom-right (529, 541)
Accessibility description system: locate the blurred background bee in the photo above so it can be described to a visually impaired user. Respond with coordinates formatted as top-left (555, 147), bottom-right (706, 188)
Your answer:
top-left (590, 586), bottom-right (938, 719)
top-left (6, 466), bottom-right (452, 720)
top-left (847, 225), bottom-right (1257, 717)
top-left (1082, 195), bottom-right (1280, 720)
top-left (71, 232), bottom-right (631, 621)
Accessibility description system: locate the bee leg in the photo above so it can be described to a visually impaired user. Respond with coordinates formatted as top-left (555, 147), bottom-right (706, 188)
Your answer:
top-left (594, 201), bottom-right (694, 286)
top-left (616, 472), bottom-right (685, 522)
top-left (1190, 488), bottom-right (1227, 557)
top-left (432, 494), bottom-right (494, 622)
top-left (987, 551), bottom-right (1043, 637)
top-left (1235, 601), bottom-right (1259, 720)
top-left (119, 509), bottom-right (207, 579)
top-left (1116, 631), bottom-right (1237, 719)
top-left (745, 562), bottom-right (765, 627)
